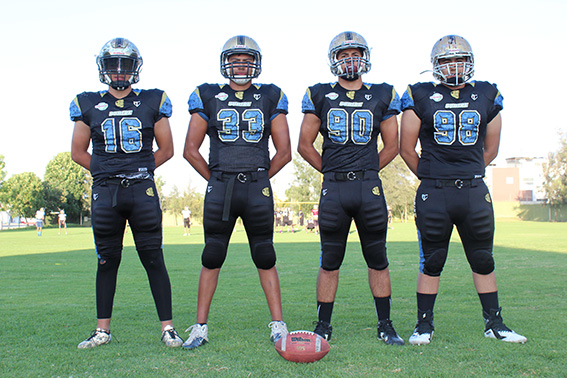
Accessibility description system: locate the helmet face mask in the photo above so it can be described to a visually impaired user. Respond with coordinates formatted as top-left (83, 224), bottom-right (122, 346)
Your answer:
top-left (220, 35), bottom-right (262, 85)
top-left (97, 38), bottom-right (143, 91)
top-left (328, 31), bottom-right (371, 80)
top-left (431, 35), bottom-right (474, 86)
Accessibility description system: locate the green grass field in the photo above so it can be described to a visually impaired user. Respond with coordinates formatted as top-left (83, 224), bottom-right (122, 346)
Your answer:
top-left (1, 220), bottom-right (566, 377)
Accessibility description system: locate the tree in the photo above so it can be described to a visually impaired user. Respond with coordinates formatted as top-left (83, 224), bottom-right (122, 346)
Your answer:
top-left (44, 152), bottom-right (91, 223)
top-left (162, 183), bottom-right (204, 225)
top-left (0, 154), bottom-right (6, 185)
top-left (543, 132), bottom-right (567, 209)
top-left (0, 172), bottom-right (44, 222)
top-left (284, 135), bottom-right (323, 204)
top-left (379, 156), bottom-right (419, 221)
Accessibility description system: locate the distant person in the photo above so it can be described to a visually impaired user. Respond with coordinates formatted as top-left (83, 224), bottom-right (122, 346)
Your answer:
top-left (182, 206), bottom-right (191, 236)
top-left (70, 37), bottom-right (183, 349)
top-left (298, 31), bottom-right (403, 345)
top-left (35, 207), bottom-right (45, 236)
top-left (58, 210), bottom-right (67, 235)
top-left (399, 35), bottom-right (527, 345)
top-left (311, 205), bottom-right (319, 234)
top-left (387, 207), bottom-right (393, 230)
top-left (298, 210), bottom-right (304, 227)
top-left (182, 35), bottom-right (291, 349)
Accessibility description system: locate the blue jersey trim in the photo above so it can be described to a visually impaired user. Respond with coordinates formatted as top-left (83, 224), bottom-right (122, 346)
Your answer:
top-left (69, 98), bottom-right (82, 121)
top-left (301, 90), bottom-right (315, 112)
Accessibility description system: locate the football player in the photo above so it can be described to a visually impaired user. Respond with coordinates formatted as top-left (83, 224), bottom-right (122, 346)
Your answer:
top-left (70, 38), bottom-right (183, 349)
top-left (400, 35), bottom-right (527, 345)
top-left (182, 35), bottom-right (291, 349)
top-left (298, 31), bottom-right (404, 345)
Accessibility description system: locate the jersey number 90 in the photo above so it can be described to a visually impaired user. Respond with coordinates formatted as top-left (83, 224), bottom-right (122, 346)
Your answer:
top-left (433, 110), bottom-right (480, 146)
top-left (327, 108), bottom-right (373, 145)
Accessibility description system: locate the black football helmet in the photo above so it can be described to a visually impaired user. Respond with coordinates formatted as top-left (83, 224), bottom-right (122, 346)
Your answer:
top-left (220, 35), bottom-right (262, 85)
top-left (96, 38), bottom-right (143, 90)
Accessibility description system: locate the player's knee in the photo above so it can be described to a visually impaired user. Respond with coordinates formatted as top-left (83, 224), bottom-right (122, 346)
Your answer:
top-left (97, 253), bottom-right (121, 273)
top-left (468, 249), bottom-right (495, 274)
top-left (363, 241), bottom-right (389, 270)
top-left (422, 248), bottom-right (448, 277)
top-left (321, 242), bottom-right (346, 271)
top-left (201, 240), bottom-right (228, 269)
top-left (138, 248), bottom-right (165, 270)
top-left (251, 242), bottom-right (276, 269)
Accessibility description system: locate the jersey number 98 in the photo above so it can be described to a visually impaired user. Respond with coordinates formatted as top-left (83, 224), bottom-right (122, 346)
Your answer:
top-left (433, 110), bottom-right (480, 146)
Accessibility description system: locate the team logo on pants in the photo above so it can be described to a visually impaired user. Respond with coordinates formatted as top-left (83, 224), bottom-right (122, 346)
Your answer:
top-left (262, 187), bottom-right (271, 197)
top-left (146, 187), bottom-right (155, 197)
top-left (485, 193), bottom-right (491, 203)
top-left (372, 186), bottom-right (381, 196)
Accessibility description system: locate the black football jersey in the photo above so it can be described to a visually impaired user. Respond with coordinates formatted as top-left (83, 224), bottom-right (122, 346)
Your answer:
top-left (188, 83), bottom-right (288, 173)
top-left (70, 89), bottom-right (171, 184)
top-left (301, 82), bottom-right (400, 173)
top-left (401, 81), bottom-right (503, 180)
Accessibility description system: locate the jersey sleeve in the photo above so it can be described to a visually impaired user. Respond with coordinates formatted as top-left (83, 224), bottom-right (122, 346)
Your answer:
top-left (159, 91), bottom-right (172, 118)
top-left (486, 83), bottom-right (503, 123)
top-left (301, 85), bottom-right (320, 115)
top-left (383, 86), bottom-right (401, 120)
top-left (188, 85), bottom-right (209, 121)
top-left (271, 85), bottom-right (288, 120)
top-left (69, 96), bottom-right (83, 121)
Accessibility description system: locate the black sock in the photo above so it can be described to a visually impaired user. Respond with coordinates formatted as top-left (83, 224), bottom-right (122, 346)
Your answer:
top-left (317, 301), bottom-right (334, 323)
top-left (478, 291), bottom-right (499, 314)
top-left (416, 292), bottom-right (437, 317)
top-left (374, 296), bottom-right (391, 322)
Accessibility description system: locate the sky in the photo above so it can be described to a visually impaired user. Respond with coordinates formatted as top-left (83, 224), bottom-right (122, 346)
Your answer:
top-left (1, 0), bottom-right (565, 197)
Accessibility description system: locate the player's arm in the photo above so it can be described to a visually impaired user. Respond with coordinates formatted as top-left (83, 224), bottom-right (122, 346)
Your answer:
top-left (71, 121), bottom-right (92, 170)
top-left (297, 113), bottom-right (322, 172)
top-left (483, 113), bottom-right (502, 167)
top-left (378, 115), bottom-right (399, 170)
top-left (153, 117), bottom-right (174, 168)
top-left (399, 109), bottom-right (421, 177)
top-left (183, 113), bottom-right (211, 181)
top-left (268, 113), bottom-right (292, 178)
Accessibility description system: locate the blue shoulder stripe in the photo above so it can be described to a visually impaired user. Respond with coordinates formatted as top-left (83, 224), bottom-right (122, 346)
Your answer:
top-left (401, 87), bottom-right (415, 110)
top-left (276, 91), bottom-right (289, 113)
top-left (159, 92), bottom-right (173, 117)
top-left (301, 88), bottom-right (315, 112)
top-left (188, 88), bottom-right (204, 112)
top-left (69, 97), bottom-right (82, 121)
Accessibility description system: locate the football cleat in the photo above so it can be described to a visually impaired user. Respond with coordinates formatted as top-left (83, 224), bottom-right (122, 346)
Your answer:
top-left (161, 325), bottom-right (184, 347)
top-left (483, 307), bottom-right (527, 344)
top-left (77, 328), bottom-right (112, 349)
top-left (268, 320), bottom-right (289, 343)
top-left (182, 324), bottom-right (209, 350)
top-left (409, 310), bottom-right (434, 345)
top-left (313, 320), bottom-right (333, 341)
top-left (377, 319), bottom-right (405, 345)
